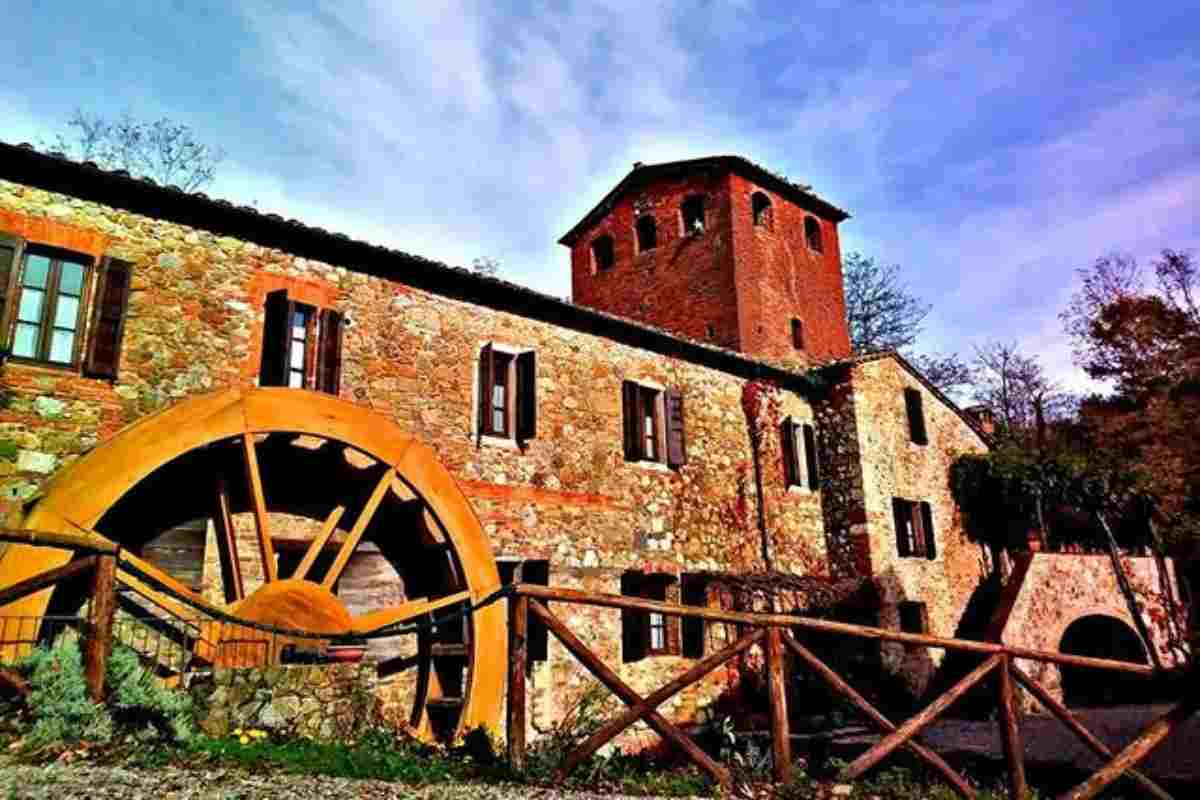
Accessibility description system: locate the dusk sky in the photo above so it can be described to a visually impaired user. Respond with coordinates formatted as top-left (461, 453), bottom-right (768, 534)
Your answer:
top-left (4, 2), bottom-right (1197, 392)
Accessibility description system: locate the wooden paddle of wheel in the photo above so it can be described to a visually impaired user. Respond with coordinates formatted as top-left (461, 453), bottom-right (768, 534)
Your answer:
top-left (0, 387), bottom-right (505, 741)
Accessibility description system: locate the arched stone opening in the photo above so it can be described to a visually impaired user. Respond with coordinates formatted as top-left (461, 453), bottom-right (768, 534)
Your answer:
top-left (1059, 614), bottom-right (1148, 707)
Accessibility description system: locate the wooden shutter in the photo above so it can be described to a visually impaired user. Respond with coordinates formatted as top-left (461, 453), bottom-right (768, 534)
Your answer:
top-left (905, 388), bottom-right (928, 445)
top-left (84, 257), bottom-right (134, 379)
top-left (315, 308), bottom-right (344, 395)
top-left (920, 502), bottom-right (936, 560)
top-left (620, 571), bottom-right (647, 663)
top-left (0, 237), bottom-right (20, 344)
top-left (803, 424), bottom-right (820, 491)
top-left (621, 380), bottom-right (641, 460)
top-left (516, 350), bottom-right (537, 440)
top-left (781, 417), bottom-right (798, 486)
top-left (259, 289), bottom-right (292, 387)
top-left (665, 389), bottom-right (687, 467)
top-left (893, 498), bottom-right (912, 557)
top-left (477, 342), bottom-right (493, 439)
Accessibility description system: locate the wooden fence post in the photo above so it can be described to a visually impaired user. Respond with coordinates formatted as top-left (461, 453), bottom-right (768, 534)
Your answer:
top-left (83, 554), bottom-right (117, 702)
top-left (996, 656), bottom-right (1028, 800)
top-left (507, 592), bottom-right (528, 773)
top-left (766, 626), bottom-right (792, 783)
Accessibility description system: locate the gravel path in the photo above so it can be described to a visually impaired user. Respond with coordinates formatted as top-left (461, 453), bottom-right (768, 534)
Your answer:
top-left (0, 765), bottom-right (706, 800)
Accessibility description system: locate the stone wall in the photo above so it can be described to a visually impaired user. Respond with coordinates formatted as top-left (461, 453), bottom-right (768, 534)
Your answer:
top-left (994, 553), bottom-right (1189, 709)
top-left (194, 663), bottom-right (382, 740)
top-left (841, 356), bottom-right (991, 694)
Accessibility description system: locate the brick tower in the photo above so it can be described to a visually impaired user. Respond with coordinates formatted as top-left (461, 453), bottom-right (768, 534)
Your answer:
top-left (559, 156), bottom-right (853, 366)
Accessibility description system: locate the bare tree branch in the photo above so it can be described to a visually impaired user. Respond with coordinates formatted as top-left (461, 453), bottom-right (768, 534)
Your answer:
top-left (842, 252), bottom-right (931, 353)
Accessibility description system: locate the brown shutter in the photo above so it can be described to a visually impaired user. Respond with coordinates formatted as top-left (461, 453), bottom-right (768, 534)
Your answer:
top-left (803, 424), bottom-right (820, 491)
top-left (477, 343), bottom-right (493, 439)
top-left (920, 502), bottom-right (936, 560)
top-left (893, 498), bottom-right (911, 557)
top-left (905, 388), bottom-right (928, 445)
top-left (315, 308), bottom-right (344, 395)
top-left (680, 574), bottom-right (706, 659)
top-left (621, 380), bottom-right (640, 460)
top-left (84, 257), bottom-right (134, 379)
top-left (516, 350), bottom-right (536, 440)
top-left (620, 571), bottom-right (647, 663)
top-left (665, 389), bottom-right (687, 467)
top-left (0, 238), bottom-right (19, 344)
top-left (259, 289), bottom-right (292, 387)
top-left (781, 417), bottom-right (798, 486)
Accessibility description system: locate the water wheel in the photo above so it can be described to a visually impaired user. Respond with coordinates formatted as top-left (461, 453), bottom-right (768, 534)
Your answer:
top-left (0, 387), bottom-right (504, 740)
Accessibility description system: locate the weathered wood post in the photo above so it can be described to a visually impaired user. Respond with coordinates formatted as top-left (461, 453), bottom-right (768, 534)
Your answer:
top-left (83, 553), bottom-right (117, 702)
top-left (507, 590), bottom-right (528, 772)
top-left (996, 655), bottom-right (1028, 800)
top-left (766, 625), bottom-right (792, 783)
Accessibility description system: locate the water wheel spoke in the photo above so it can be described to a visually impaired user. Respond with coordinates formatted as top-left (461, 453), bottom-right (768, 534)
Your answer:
top-left (241, 432), bottom-right (276, 583)
top-left (350, 590), bottom-right (470, 635)
top-left (212, 474), bottom-right (245, 602)
top-left (292, 505), bottom-right (347, 581)
top-left (321, 466), bottom-right (395, 590)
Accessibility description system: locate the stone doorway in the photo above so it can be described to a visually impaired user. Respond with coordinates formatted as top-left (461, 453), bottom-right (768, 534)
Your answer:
top-left (1059, 614), bottom-right (1148, 707)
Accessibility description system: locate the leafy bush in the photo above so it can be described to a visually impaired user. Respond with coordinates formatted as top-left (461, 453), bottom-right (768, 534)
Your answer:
top-left (19, 641), bottom-right (112, 748)
top-left (14, 642), bottom-right (195, 750)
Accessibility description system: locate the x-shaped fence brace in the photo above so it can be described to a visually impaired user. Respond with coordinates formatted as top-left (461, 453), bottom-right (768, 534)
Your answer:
top-left (505, 584), bottom-right (1199, 800)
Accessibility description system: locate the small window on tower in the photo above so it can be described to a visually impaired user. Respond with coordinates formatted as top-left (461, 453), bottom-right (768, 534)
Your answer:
top-left (636, 216), bottom-right (657, 252)
top-left (752, 192), bottom-right (773, 228)
top-left (804, 216), bottom-right (823, 253)
top-left (681, 195), bottom-right (705, 235)
top-left (591, 235), bottom-right (615, 271)
top-left (791, 319), bottom-right (805, 350)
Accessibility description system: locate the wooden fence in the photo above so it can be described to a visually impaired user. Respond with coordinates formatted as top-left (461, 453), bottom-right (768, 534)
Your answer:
top-left (505, 583), bottom-right (1197, 800)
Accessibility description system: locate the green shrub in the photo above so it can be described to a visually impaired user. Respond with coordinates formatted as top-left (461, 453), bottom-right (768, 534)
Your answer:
top-left (18, 641), bottom-right (113, 748)
top-left (14, 642), bottom-right (196, 750)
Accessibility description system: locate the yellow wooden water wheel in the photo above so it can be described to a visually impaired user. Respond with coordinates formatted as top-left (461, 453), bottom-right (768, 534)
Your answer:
top-left (0, 387), bottom-right (504, 740)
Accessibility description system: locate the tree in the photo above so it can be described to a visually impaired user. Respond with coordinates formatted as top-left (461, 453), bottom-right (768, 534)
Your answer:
top-left (910, 352), bottom-right (972, 400)
top-left (40, 109), bottom-right (224, 192)
top-left (842, 252), bottom-right (930, 353)
top-left (471, 256), bottom-right (501, 278)
top-left (971, 341), bottom-right (1073, 450)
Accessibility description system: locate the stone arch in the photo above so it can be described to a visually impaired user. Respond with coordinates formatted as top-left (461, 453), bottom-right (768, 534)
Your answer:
top-left (1058, 613), bottom-right (1148, 707)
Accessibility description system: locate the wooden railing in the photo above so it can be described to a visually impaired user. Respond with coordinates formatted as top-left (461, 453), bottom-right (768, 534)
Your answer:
top-left (505, 583), bottom-right (1196, 800)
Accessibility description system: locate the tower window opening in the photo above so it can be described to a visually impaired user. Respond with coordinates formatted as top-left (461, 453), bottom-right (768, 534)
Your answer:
top-left (804, 216), bottom-right (823, 252)
top-left (752, 192), bottom-right (773, 228)
top-left (636, 216), bottom-right (657, 252)
top-left (591, 235), bottom-right (615, 271)
top-left (681, 195), bottom-right (705, 235)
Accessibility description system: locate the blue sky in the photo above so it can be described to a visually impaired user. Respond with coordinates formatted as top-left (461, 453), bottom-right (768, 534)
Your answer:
top-left (4, 1), bottom-right (1198, 391)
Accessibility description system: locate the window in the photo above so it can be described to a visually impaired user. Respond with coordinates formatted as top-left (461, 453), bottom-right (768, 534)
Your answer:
top-left (288, 305), bottom-right (314, 388)
top-left (804, 216), bottom-right (823, 252)
top-left (781, 417), bottom-right (820, 491)
top-left (752, 192), bottom-right (773, 228)
top-left (904, 388), bottom-right (928, 445)
top-left (8, 248), bottom-right (90, 366)
top-left (893, 498), bottom-right (936, 559)
top-left (791, 318), bottom-right (805, 350)
top-left (621, 571), bottom-right (678, 661)
top-left (680, 573), bottom-right (708, 659)
top-left (681, 195), bottom-right (705, 235)
top-left (477, 343), bottom-right (536, 442)
top-left (898, 601), bottom-right (929, 635)
top-left (498, 560), bottom-right (549, 662)
top-left (259, 289), bottom-right (345, 394)
top-left (635, 216), bottom-right (657, 252)
top-left (591, 235), bottom-right (615, 271)
top-left (622, 380), bottom-right (686, 467)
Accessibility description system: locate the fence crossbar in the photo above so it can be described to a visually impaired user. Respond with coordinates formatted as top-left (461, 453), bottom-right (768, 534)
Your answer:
top-left (527, 598), bottom-right (732, 789)
top-left (782, 632), bottom-right (977, 799)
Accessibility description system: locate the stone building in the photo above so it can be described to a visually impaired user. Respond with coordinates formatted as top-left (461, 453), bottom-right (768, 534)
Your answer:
top-left (0, 143), bottom-right (1173, 741)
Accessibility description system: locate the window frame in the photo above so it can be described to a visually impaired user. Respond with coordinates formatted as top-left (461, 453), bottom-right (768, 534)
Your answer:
top-left (477, 342), bottom-right (537, 444)
top-left (286, 303), bottom-right (317, 389)
top-left (782, 417), bottom-right (820, 492)
top-left (751, 191), bottom-right (773, 229)
top-left (791, 318), bottom-right (805, 350)
top-left (623, 379), bottom-right (668, 465)
top-left (6, 245), bottom-right (94, 369)
top-left (904, 387), bottom-right (929, 445)
top-left (893, 497), bottom-right (936, 560)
